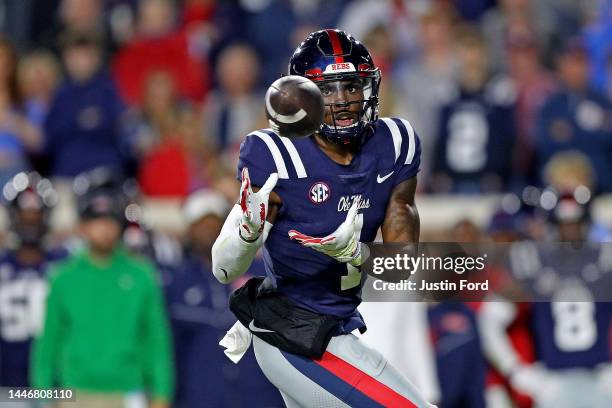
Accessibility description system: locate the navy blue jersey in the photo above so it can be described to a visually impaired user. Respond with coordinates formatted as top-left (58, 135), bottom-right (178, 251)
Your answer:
top-left (237, 117), bottom-right (421, 332)
top-left (0, 249), bottom-right (67, 387)
top-left (434, 77), bottom-right (516, 193)
top-left (510, 244), bottom-right (612, 369)
top-left (530, 301), bottom-right (612, 370)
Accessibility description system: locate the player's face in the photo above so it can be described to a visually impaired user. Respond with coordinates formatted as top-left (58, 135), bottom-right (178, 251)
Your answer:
top-left (15, 208), bottom-right (46, 246)
top-left (318, 78), bottom-right (364, 128)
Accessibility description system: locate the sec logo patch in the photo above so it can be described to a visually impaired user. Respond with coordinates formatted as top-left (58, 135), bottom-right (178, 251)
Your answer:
top-left (309, 182), bottom-right (330, 204)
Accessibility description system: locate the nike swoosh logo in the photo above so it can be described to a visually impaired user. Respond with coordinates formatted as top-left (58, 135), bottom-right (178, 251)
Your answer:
top-left (248, 320), bottom-right (275, 333)
top-left (377, 171), bottom-right (394, 183)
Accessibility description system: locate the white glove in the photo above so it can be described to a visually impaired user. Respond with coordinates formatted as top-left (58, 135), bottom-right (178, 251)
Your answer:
top-left (238, 167), bottom-right (278, 242)
top-left (288, 200), bottom-right (368, 267)
top-left (510, 363), bottom-right (561, 404)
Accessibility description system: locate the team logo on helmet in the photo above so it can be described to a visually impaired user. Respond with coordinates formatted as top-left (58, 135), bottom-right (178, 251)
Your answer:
top-left (309, 182), bottom-right (330, 204)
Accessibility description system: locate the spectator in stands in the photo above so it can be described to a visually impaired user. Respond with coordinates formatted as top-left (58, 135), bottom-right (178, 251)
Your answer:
top-left (535, 38), bottom-right (612, 193)
top-left (35, 0), bottom-right (109, 55)
top-left (17, 50), bottom-right (62, 175)
top-left (395, 6), bottom-right (458, 188)
top-left (137, 70), bottom-right (194, 197)
top-left (32, 186), bottom-right (174, 408)
top-left (0, 37), bottom-right (43, 186)
top-left (505, 27), bottom-right (556, 187)
top-left (432, 26), bottom-right (517, 193)
top-left (17, 50), bottom-right (62, 129)
top-left (44, 30), bottom-right (129, 179)
top-left (112, 0), bottom-right (209, 106)
top-left (166, 190), bottom-right (283, 408)
top-left (178, 106), bottom-right (215, 191)
top-left (202, 43), bottom-right (264, 157)
top-left (59, 0), bottom-right (106, 41)
top-left (480, 0), bottom-right (552, 72)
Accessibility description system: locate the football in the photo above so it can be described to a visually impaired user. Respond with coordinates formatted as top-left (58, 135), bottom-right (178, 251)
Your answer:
top-left (265, 75), bottom-right (325, 138)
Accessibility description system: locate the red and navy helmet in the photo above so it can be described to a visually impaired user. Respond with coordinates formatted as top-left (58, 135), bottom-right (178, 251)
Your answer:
top-left (2, 172), bottom-right (57, 246)
top-left (288, 29), bottom-right (381, 145)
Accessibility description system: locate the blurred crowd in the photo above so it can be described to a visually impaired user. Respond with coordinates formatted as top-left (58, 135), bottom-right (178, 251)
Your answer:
top-left (0, 0), bottom-right (608, 199)
top-left (0, 0), bottom-right (611, 407)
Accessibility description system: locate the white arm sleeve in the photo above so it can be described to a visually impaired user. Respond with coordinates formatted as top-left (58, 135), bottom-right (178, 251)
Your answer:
top-left (477, 297), bottom-right (522, 375)
top-left (211, 204), bottom-right (272, 284)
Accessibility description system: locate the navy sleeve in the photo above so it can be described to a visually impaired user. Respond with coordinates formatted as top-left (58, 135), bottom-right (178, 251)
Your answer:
top-left (236, 133), bottom-right (278, 188)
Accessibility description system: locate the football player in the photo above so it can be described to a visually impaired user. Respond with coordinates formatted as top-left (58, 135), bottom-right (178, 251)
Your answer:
top-left (212, 29), bottom-right (436, 407)
top-left (0, 173), bottom-right (65, 389)
top-left (479, 194), bottom-right (612, 408)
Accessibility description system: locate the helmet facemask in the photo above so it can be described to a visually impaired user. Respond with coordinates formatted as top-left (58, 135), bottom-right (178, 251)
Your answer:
top-left (315, 70), bottom-right (381, 145)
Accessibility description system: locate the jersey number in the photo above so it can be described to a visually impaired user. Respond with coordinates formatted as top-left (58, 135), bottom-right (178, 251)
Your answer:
top-left (0, 279), bottom-right (47, 342)
top-left (552, 302), bottom-right (597, 352)
top-left (341, 214), bottom-right (364, 291)
top-left (446, 110), bottom-right (489, 173)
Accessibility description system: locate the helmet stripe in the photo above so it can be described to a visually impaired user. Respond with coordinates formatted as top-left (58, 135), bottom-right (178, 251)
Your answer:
top-left (325, 29), bottom-right (345, 63)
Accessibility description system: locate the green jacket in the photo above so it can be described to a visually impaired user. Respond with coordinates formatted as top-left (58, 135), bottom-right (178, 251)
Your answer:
top-left (31, 247), bottom-right (174, 401)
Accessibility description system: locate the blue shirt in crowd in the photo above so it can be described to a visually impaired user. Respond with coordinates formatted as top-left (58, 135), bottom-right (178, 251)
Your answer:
top-left (44, 70), bottom-right (127, 177)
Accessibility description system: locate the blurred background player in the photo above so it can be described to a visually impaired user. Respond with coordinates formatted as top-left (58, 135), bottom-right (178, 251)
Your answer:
top-left (31, 183), bottom-right (174, 408)
top-left (0, 172), bottom-right (65, 395)
top-left (479, 192), bottom-right (612, 408)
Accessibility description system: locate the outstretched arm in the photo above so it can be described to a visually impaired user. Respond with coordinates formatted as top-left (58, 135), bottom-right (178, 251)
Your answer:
top-left (211, 169), bottom-right (279, 284)
top-left (381, 177), bottom-right (419, 243)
